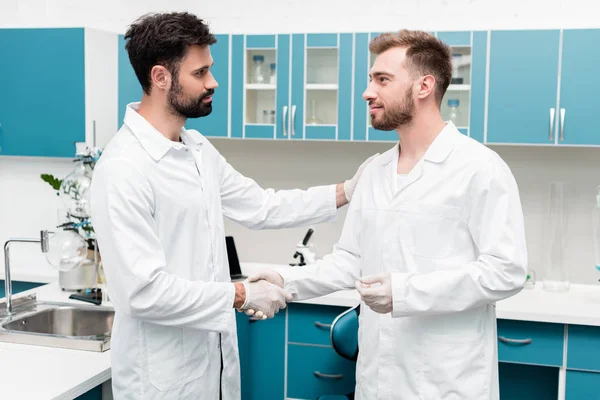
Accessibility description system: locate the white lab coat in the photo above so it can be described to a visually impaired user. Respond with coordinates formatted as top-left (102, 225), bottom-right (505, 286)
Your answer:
top-left (89, 103), bottom-right (338, 400)
top-left (278, 122), bottom-right (528, 400)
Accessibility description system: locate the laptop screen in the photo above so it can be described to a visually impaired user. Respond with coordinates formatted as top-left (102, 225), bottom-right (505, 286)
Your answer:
top-left (225, 236), bottom-right (243, 276)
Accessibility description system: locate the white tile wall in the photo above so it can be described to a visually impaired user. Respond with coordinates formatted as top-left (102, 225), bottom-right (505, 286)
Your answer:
top-left (1, 0), bottom-right (600, 285)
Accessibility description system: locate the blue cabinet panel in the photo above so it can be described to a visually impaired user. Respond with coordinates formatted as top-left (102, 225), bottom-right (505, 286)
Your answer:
top-left (305, 126), bottom-right (336, 140)
top-left (487, 30), bottom-right (560, 144)
top-left (469, 31), bottom-right (488, 143)
top-left (0, 280), bottom-right (44, 299)
top-left (565, 370), bottom-right (600, 400)
top-left (185, 34), bottom-right (229, 137)
top-left (290, 34), bottom-right (305, 140)
top-left (497, 320), bottom-right (564, 367)
top-left (353, 33), bottom-right (369, 141)
top-left (338, 33), bottom-right (353, 141)
top-left (567, 325), bottom-right (600, 371)
top-left (437, 31), bottom-right (471, 46)
top-left (558, 29), bottom-right (600, 145)
top-left (368, 127), bottom-right (397, 142)
top-left (248, 312), bottom-right (285, 400)
top-left (288, 303), bottom-right (347, 346)
top-left (236, 313), bottom-right (251, 399)
top-left (499, 363), bottom-right (559, 400)
top-left (0, 28), bottom-right (85, 157)
top-left (244, 125), bottom-right (274, 139)
top-left (246, 35), bottom-right (276, 49)
top-left (231, 35), bottom-right (244, 138)
top-left (307, 34), bottom-right (338, 48)
top-left (118, 34), bottom-right (142, 129)
top-left (276, 35), bottom-right (291, 139)
top-left (287, 344), bottom-right (356, 399)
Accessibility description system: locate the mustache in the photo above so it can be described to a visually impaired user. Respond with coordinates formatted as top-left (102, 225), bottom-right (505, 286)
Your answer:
top-left (200, 89), bottom-right (215, 100)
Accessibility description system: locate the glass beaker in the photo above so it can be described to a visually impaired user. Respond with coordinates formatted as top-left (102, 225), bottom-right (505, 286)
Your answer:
top-left (542, 182), bottom-right (570, 292)
top-left (307, 100), bottom-right (320, 125)
top-left (252, 55), bottom-right (265, 84)
top-left (451, 53), bottom-right (463, 84)
top-left (447, 99), bottom-right (460, 125)
top-left (269, 63), bottom-right (276, 84)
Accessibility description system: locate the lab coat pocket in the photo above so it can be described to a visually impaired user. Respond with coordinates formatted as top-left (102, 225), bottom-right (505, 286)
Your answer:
top-left (418, 331), bottom-right (487, 400)
top-left (402, 204), bottom-right (461, 259)
top-left (145, 324), bottom-right (209, 391)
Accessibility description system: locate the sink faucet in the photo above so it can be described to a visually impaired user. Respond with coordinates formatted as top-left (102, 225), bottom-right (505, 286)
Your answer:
top-left (3, 230), bottom-right (49, 315)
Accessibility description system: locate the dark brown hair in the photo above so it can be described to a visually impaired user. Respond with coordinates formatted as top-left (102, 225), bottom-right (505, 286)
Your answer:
top-left (369, 30), bottom-right (452, 105)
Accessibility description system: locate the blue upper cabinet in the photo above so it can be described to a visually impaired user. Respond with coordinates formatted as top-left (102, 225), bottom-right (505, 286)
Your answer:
top-left (0, 28), bottom-right (117, 157)
top-left (557, 29), bottom-right (600, 146)
top-left (486, 30), bottom-right (561, 144)
top-left (231, 33), bottom-right (353, 141)
top-left (118, 34), bottom-right (229, 138)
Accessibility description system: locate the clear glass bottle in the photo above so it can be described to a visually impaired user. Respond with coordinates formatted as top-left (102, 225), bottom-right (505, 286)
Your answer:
top-left (307, 99), bottom-right (320, 125)
top-left (451, 53), bottom-right (463, 84)
top-left (543, 181), bottom-right (570, 292)
top-left (269, 110), bottom-right (276, 124)
top-left (262, 110), bottom-right (269, 124)
top-left (269, 63), bottom-right (276, 84)
top-left (252, 55), bottom-right (265, 84)
top-left (447, 99), bottom-right (460, 125)
top-left (592, 185), bottom-right (600, 275)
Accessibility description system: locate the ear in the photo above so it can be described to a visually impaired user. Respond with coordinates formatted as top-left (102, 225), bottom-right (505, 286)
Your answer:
top-left (416, 75), bottom-right (436, 100)
top-left (150, 65), bottom-right (172, 92)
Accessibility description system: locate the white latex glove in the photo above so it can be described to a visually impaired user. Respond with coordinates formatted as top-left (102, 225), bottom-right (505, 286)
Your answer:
top-left (355, 272), bottom-right (393, 314)
top-left (243, 270), bottom-right (285, 319)
top-left (343, 153), bottom-right (379, 202)
top-left (240, 279), bottom-right (291, 319)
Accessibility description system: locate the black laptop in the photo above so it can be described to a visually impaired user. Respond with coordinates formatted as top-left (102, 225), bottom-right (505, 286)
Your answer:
top-left (226, 236), bottom-right (247, 282)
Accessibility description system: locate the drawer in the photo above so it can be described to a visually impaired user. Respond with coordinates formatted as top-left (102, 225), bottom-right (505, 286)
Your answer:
top-left (567, 325), bottom-right (600, 372)
top-left (497, 319), bottom-right (564, 367)
top-left (288, 303), bottom-right (348, 346)
top-left (565, 370), bottom-right (600, 400)
top-left (287, 344), bottom-right (356, 399)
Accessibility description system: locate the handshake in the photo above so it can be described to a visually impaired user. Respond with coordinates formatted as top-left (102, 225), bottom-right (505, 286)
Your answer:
top-left (237, 270), bottom-right (290, 320)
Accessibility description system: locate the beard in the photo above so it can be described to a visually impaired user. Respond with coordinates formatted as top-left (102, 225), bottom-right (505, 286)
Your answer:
top-left (168, 78), bottom-right (214, 119)
top-left (370, 86), bottom-right (414, 131)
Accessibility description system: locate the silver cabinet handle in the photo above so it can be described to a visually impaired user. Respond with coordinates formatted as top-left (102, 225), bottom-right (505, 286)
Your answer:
top-left (560, 108), bottom-right (566, 141)
top-left (282, 105), bottom-right (288, 136)
top-left (313, 371), bottom-right (344, 380)
top-left (549, 108), bottom-right (555, 141)
top-left (291, 105), bottom-right (297, 136)
top-left (499, 336), bottom-right (532, 345)
top-left (314, 321), bottom-right (332, 329)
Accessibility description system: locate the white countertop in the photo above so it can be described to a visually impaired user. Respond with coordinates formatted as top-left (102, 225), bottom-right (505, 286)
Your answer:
top-left (0, 283), bottom-right (111, 400)
top-left (1, 261), bottom-right (600, 399)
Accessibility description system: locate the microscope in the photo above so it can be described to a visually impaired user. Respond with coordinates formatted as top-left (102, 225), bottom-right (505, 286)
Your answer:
top-left (290, 228), bottom-right (317, 266)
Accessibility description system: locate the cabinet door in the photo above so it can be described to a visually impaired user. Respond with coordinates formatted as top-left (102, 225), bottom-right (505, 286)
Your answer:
top-left (558, 29), bottom-right (600, 145)
top-left (0, 28), bottom-right (85, 157)
top-left (235, 313), bottom-right (251, 400)
top-left (0, 280), bottom-right (44, 299)
top-left (486, 30), bottom-right (560, 144)
top-left (565, 370), bottom-right (600, 400)
top-left (290, 33), bottom-right (353, 141)
top-left (247, 311), bottom-right (285, 400)
top-left (231, 34), bottom-right (282, 139)
top-left (118, 34), bottom-right (229, 138)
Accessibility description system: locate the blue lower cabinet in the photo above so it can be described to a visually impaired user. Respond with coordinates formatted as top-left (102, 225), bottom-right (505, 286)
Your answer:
top-left (499, 363), bottom-right (559, 400)
top-left (567, 325), bottom-right (600, 371)
top-left (288, 303), bottom-right (347, 346)
top-left (0, 280), bottom-right (44, 299)
top-left (235, 312), bottom-right (251, 399)
top-left (565, 370), bottom-right (600, 400)
top-left (287, 344), bottom-right (356, 399)
top-left (74, 385), bottom-right (102, 400)
top-left (497, 319), bottom-right (564, 367)
top-left (247, 311), bottom-right (285, 400)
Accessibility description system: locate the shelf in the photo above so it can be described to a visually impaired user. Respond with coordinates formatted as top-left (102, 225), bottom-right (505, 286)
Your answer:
top-left (447, 84), bottom-right (471, 91)
top-left (306, 83), bottom-right (338, 90)
top-left (246, 83), bottom-right (276, 90)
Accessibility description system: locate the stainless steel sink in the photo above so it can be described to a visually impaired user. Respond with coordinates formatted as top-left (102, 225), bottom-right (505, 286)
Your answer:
top-left (0, 294), bottom-right (114, 352)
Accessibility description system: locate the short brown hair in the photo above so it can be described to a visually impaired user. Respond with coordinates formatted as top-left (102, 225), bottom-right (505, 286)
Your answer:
top-left (369, 30), bottom-right (452, 105)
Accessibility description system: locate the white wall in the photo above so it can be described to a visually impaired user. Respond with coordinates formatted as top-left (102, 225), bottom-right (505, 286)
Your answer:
top-left (1, 0), bottom-right (600, 285)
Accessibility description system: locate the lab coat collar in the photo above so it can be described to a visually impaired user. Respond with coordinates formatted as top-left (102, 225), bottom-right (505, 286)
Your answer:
top-left (376, 121), bottom-right (459, 167)
top-left (123, 102), bottom-right (201, 161)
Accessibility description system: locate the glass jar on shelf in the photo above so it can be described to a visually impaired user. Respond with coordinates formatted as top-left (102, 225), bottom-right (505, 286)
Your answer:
top-left (307, 100), bottom-right (320, 125)
top-left (451, 53), bottom-right (463, 84)
top-left (447, 99), bottom-right (460, 125)
top-left (269, 63), bottom-right (276, 84)
top-left (252, 55), bottom-right (265, 84)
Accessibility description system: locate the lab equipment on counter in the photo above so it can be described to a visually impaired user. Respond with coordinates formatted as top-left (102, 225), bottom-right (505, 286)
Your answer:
top-left (451, 53), bottom-right (463, 84)
top-left (524, 270), bottom-right (536, 289)
top-left (290, 228), bottom-right (317, 266)
top-left (251, 55), bottom-right (265, 84)
top-left (543, 181), bottom-right (570, 292)
top-left (269, 63), bottom-right (276, 84)
top-left (45, 229), bottom-right (88, 272)
top-left (592, 185), bottom-right (600, 279)
top-left (447, 99), bottom-right (460, 125)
